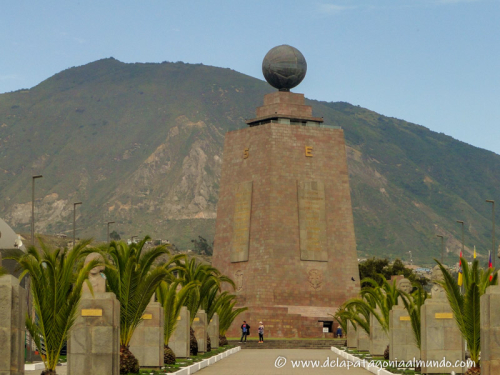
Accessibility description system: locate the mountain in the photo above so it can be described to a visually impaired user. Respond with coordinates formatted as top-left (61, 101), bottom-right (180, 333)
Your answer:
top-left (1, 58), bottom-right (499, 266)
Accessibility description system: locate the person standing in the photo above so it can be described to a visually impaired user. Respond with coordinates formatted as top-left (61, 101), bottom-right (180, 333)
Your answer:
top-left (240, 320), bottom-right (250, 343)
top-left (258, 321), bottom-right (265, 343)
top-left (336, 326), bottom-right (342, 338)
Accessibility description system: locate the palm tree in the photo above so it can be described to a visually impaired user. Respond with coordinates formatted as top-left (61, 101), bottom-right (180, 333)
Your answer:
top-left (359, 276), bottom-right (399, 334)
top-left (217, 295), bottom-right (248, 346)
top-left (436, 258), bottom-right (497, 375)
top-left (174, 255), bottom-right (234, 355)
top-left (156, 279), bottom-right (199, 364)
top-left (5, 239), bottom-right (100, 375)
top-left (103, 237), bottom-right (173, 374)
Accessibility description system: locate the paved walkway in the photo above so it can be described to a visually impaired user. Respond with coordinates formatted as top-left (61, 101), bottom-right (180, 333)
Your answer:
top-left (198, 349), bottom-right (372, 375)
top-left (26, 349), bottom-right (370, 375)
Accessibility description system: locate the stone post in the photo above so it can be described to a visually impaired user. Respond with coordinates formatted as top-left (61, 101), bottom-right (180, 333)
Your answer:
top-left (170, 306), bottom-right (190, 358)
top-left (357, 328), bottom-right (370, 351)
top-left (389, 305), bottom-right (420, 361)
top-left (369, 309), bottom-right (388, 356)
top-left (129, 295), bottom-right (164, 368)
top-left (389, 278), bottom-right (419, 362)
top-left (347, 321), bottom-right (357, 348)
top-left (420, 265), bottom-right (465, 374)
top-left (0, 272), bottom-right (26, 375)
top-left (480, 284), bottom-right (500, 374)
top-left (68, 253), bottom-right (120, 375)
top-left (193, 310), bottom-right (207, 353)
top-left (208, 313), bottom-right (219, 350)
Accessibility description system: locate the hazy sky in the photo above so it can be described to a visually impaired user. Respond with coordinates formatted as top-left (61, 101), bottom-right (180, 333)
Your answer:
top-left (1, 1), bottom-right (499, 153)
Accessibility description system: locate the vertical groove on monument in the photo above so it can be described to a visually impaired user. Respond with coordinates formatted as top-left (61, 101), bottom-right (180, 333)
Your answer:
top-left (212, 45), bottom-right (360, 338)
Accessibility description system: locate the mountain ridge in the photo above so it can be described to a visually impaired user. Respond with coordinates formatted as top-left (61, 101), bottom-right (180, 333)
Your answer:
top-left (1, 58), bottom-right (498, 266)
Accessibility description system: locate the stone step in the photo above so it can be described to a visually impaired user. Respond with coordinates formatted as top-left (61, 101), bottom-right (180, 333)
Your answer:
top-left (229, 340), bottom-right (346, 349)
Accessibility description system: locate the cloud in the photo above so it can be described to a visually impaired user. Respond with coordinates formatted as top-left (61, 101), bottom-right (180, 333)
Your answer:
top-left (317, 3), bottom-right (355, 15)
top-left (437, 0), bottom-right (482, 3)
top-left (0, 74), bottom-right (20, 81)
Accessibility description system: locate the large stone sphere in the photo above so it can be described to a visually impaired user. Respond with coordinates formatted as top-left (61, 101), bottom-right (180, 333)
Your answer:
top-left (262, 45), bottom-right (307, 91)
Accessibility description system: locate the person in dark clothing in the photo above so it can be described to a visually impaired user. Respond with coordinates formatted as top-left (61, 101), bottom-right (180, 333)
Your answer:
top-left (240, 321), bottom-right (250, 343)
top-left (258, 321), bottom-right (265, 343)
top-left (336, 326), bottom-right (343, 338)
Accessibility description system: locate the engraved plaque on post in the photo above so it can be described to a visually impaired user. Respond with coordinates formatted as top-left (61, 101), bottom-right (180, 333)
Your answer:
top-left (298, 180), bottom-right (328, 261)
top-left (231, 181), bottom-right (252, 262)
top-left (81, 309), bottom-right (103, 317)
top-left (435, 312), bottom-right (453, 319)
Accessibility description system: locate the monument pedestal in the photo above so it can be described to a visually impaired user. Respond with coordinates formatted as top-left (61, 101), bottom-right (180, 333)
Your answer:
top-left (369, 311), bottom-right (388, 356)
top-left (389, 305), bottom-right (419, 361)
top-left (129, 301), bottom-right (164, 368)
top-left (208, 313), bottom-right (219, 349)
top-left (420, 299), bottom-right (465, 374)
top-left (347, 321), bottom-right (357, 348)
top-left (480, 285), bottom-right (500, 374)
top-left (358, 328), bottom-right (370, 351)
top-left (68, 293), bottom-right (120, 375)
top-left (193, 310), bottom-right (207, 353)
top-left (0, 275), bottom-right (26, 375)
top-left (170, 306), bottom-right (190, 358)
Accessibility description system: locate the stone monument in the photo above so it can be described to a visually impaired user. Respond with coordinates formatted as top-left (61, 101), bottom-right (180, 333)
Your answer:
top-left (369, 308), bottom-right (388, 356)
top-left (420, 265), bottom-right (465, 374)
top-left (357, 327), bottom-right (370, 351)
top-left (208, 313), bottom-right (219, 350)
top-left (480, 283), bottom-right (500, 374)
top-left (389, 278), bottom-right (420, 362)
top-left (347, 321), bottom-right (357, 348)
top-left (211, 44), bottom-right (360, 338)
top-left (0, 254), bottom-right (26, 375)
top-left (193, 310), bottom-right (208, 353)
top-left (68, 253), bottom-right (120, 375)
top-left (129, 294), bottom-right (164, 368)
top-left (170, 306), bottom-right (190, 358)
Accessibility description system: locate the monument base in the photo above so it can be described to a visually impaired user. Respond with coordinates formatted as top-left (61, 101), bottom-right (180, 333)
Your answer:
top-left (357, 328), bottom-right (370, 351)
top-left (480, 285), bottom-right (500, 375)
top-left (226, 306), bottom-right (333, 339)
top-left (347, 321), bottom-right (357, 348)
top-left (68, 292), bottom-right (120, 375)
top-left (389, 306), bottom-right (420, 362)
top-left (420, 299), bottom-right (465, 374)
top-left (0, 275), bottom-right (26, 375)
top-left (129, 302), bottom-right (164, 368)
top-left (369, 312), bottom-right (388, 356)
top-left (170, 306), bottom-right (190, 358)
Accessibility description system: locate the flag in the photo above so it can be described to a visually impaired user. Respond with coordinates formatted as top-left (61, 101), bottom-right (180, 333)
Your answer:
top-left (458, 251), bottom-right (463, 286)
top-left (473, 246), bottom-right (477, 259)
top-left (489, 250), bottom-right (493, 282)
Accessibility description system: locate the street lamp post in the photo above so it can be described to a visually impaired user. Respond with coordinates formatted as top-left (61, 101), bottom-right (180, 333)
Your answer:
top-left (457, 220), bottom-right (465, 294)
top-left (73, 202), bottom-right (82, 248)
top-left (107, 221), bottom-right (115, 243)
top-left (457, 220), bottom-right (465, 255)
top-left (486, 200), bottom-right (496, 270)
top-left (437, 235), bottom-right (444, 263)
top-left (31, 175), bottom-right (43, 246)
top-left (29, 174), bottom-right (42, 363)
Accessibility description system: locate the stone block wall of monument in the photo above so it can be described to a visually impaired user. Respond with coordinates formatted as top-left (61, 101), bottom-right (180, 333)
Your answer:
top-left (212, 91), bottom-right (360, 338)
